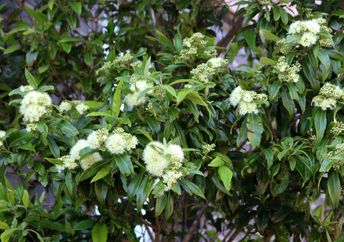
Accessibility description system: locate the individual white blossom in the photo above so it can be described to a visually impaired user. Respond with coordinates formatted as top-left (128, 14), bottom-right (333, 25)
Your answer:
top-left (125, 92), bottom-right (147, 108)
top-left (143, 141), bottom-right (170, 177)
top-left (229, 86), bottom-right (268, 115)
top-left (0, 130), bottom-right (5, 147)
top-left (289, 20), bottom-right (321, 35)
top-left (125, 76), bottom-right (154, 109)
top-left (207, 57), bottom-right (228, 69)
top-left (26, 123), bottom-right (37, 132)
top-left (19, 85), bottom-right (34, 93)
top-left (275, 56), bottom-right (301, 83)
top-left (55, 155), bottom-right (78, 172)
top-left (87, 128), bottom-right (109, 150)
top-left (0, 131), bottom-right (6, 139)
top-left (143, 141), bottom-right (184, 177)
top-left (286, 18), bottom-right (331, 48)
top-left (162, 170), bottom-right (184, 191)
top-left (299, 32), bottom-right (318, 47)
top-left (312, 83), bottom-right (344, 110)
top-left (59, 101), bottom-right (72, 113)
top-left (75, 102), bottom-right (89, 115)
top-left (191, 63), bottom-right (216, 83)
top-left (105, 128), bottom-right (138, 155)
top-left (80, 152), bottom-right (102, 170)
top-left (165, 144), bottom-right (184, 167)
top-left (19, 91), bottom-right (52, 123)
top-left (70, 139), bottom-right (90, 161)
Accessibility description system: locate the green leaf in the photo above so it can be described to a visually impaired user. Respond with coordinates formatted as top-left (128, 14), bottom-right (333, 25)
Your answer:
top-left (47, 136), bottom-right (60, 158)
top-left (260, 57), bottom-right (276, 65)
top-left (155, 195), bottom-right (167, 216)
top-left (314, 109), bottom-right (327, 142)
top-left (218, 166), bottom-right (233, 191)
top-left (3, 44), bottom-right (21, 54)
top-left (91, 167), bottom-right (111, 183)
top-left (327, 172), bottom-right (341, 208)
top-left (22, 190), bottom-right (30, 208)
top-left (243, 29), bottom-right (256, 49)
top-left (176, 89), bottom-right (194, 105)
top-left (115, 154), bottom-right (134, 175)
top-left (246, 114), bottom-right (264, 147)
top-left (179, 180), bottom-right (205, 199)
top-left (112, 80), bottom-right (123, 117)
top-left (259, 30), bottom-right (280, 42)
top-left (0, 222), bottom-right (9, 230)
top-left (84, 52), bottom-right (93, 67)
top-left (92, 223), bottom-right (108, 242)
top-left (208, 156), bottom-right (224, 167)
top-left (186, 91), bottom-right (207, 107)
top-left (1, 229), bottom-right (18, 242)
top-left (25, 68), bottom-right (39, 87)
top-left (69, 2), bottom-right (82, 15)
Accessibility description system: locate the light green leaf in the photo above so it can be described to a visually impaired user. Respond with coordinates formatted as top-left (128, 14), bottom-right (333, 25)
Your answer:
top-left (218, 166), bottom-right (233, 191)
top-left (92, 223), bottom-right (108, 242)
top-left (112, 80), bottom-right (123, 117)
top-left (22, 190), bottom-right (30, 208)
top-left (208, 156), bottom-right (224, 167)
top-left (91, 167), bottom-right (111, 183)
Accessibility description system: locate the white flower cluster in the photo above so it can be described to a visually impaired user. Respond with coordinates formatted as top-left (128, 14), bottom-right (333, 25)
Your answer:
top-left (143, 141), bottom-right (185, 190)
top-left (87, 128), bottom-right (109, 150)
top-left (69, 139), bottom-right (103, 170)
top-left (229, 86), bottom-right (269, 115)
top-left (312, 83), bottom-right (344, 110)
top-left (275, 56), bottom-right (301, 83)
top-left (191, 57), bottom-right (228, 83)
top-left (287, 18), bottom-right (332, 47)
top-left (125, 75), bottom-right (154, 109)
top-left (96, 52), bottom-right (134, 83)
top-left (0, 130), bottom-right (6, 147)
top-left (324, 143), bottom-right (344, 171)
top-left (105, 128), bottom-right (138, 155)
top-left (58, 101), bottom-right (89, 115)
top-left (178, 33), bottom-right (216, 62)
top-left (56, 155), bottom-right (78, 172)
top-left (331, 122), bottom-right (344, 135)
top-left (19, 90), bottom-right (52, 130)
top-left (56, 128), bottom-right (113, 171)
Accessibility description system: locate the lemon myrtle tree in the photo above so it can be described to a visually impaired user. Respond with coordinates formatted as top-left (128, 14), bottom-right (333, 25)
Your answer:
top-left (1, 0), bottom-right (344, 241)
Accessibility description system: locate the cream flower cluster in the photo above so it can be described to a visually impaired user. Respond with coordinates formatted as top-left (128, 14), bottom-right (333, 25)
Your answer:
top-left (125, 75), bottom-right (154, 109)
top-left (287, 18), bottom-right (332, 47)
top-left (0, 130), bottom-right (6, 147)
top-left (69, 139), bottom-right (103, 170)
top-left (143, 141), bottom-right (185, 190)
top-left (87, 128), bottom-right (109, 150)
top-left (331, 122), bottom-right (344, 135)
top-left (56, 128), bottom-right (113, 171)
top-left (275, 56), bottom-right (301, 83)
top-left (96, 52), bottom-right (134, 83)
top-left (178, 33), bottom-right (216, 62)
top-left (324, 143), bottom-right (344, 171)
top-left (312, 83), bottom-right (344, 110)
top-left (105, 128), bottom-right (138, 155)
top-left (58, 101), bottom-right (89, 115)
top-left (19, 90), bottom-right (52, 129)
top-left (229, 86), bottom-right (269, 115)
top-left (191, 57), bottom-right (228, 83)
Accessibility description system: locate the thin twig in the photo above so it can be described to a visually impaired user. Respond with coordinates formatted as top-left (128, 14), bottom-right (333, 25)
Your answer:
top-left (182, 203), bottom-right (208, 242)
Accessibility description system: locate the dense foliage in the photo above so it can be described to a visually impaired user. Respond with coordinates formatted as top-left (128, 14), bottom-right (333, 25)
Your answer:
top-left (2, 0), bottom-right (344, 241)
